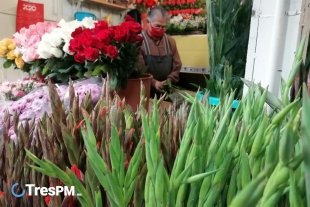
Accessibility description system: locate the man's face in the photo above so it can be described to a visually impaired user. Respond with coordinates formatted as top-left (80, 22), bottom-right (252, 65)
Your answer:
top-left (147, 15), bottom-right (167, 32)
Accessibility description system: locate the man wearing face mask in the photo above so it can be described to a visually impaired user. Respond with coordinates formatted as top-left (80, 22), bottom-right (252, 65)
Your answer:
top-left (138, 6), bottom-right (182, 98)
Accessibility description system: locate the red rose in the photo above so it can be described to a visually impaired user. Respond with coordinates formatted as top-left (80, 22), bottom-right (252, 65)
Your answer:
top-left (136, 0), bottom-right (142, 4)
top-left (163, 1), bottom-right (167, 5)
top-left (94, 21), bottom-right (109, 33)
top-left (109, 26), bottom-right (119, 37)
top-left (92, 39), bottom-right (106, 50)
top-left (71, 27), bottom-right (84, 38)
top-left (121, 22), bottom-right (142, 34)
top-left (145, 0), bottom-right (156, 7)
top-left (95, 30), bottom-right (111, 45)
top-left (69, 39), bottom-right (83, 53)
top-left (101, 45), bottom-right (108, 53)
top-left (125, 15), bottom-right (135, 22)
top-left (136, 35), bottom-right (144, 46)
top-left (114, 28), bottom-right (130, 43)
top-left (74, 53), bottom-right (86, 63)
top-left (107, 46), bottom-right (118, 59)
top-left (128, 33), bottom-right (137, 43)
top-left (85, 47), bottom-right (99, 61)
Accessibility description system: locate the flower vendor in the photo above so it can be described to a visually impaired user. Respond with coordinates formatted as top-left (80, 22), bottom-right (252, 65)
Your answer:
top-left (138, 6), bottom-right (182, 98)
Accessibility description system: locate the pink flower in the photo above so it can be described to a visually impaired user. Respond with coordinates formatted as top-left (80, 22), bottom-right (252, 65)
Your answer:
top-left (12, 21), bottom-right (58, 62)
top-left (22, 48), bottom-right (39, 62)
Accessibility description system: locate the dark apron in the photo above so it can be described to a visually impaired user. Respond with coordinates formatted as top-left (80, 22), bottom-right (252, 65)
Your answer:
top-left (141, 32), bottom-right (173, 98)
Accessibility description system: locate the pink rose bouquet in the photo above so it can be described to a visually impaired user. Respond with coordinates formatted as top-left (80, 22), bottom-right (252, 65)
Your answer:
top-left (13, 21), bottom-right (58, 62)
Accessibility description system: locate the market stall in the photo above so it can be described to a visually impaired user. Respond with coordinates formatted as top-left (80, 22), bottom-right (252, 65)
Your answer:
top-left (0, 0), bottom-right (309, 206)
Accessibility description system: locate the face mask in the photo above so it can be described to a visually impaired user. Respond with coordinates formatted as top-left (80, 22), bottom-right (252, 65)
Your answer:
top-left (149, 23), bottom-right (165, 38)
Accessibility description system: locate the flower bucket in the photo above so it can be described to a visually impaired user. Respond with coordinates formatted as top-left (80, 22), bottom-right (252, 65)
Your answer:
top-left (117, 74), bottom-right (153, 111)
top-left (198, 93), bottom-right (239, 109)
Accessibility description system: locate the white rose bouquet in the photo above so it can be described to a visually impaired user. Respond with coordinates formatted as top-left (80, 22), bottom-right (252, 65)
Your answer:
top-left (35, 17), bottom-right (98, 82)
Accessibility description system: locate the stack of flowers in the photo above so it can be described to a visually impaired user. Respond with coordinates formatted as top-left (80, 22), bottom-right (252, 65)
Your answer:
top-left (161, 0), bottom-right (206, 35)
top-left (0, 80), bottom-right (102, 143)
top-left (0, 16), bottom-right (144, 88)
top-left (0, 38), bottom-right (24, 69)
top-left (128, 0), bottom-right (158, 14)
top-left (0, 78), bottom-right (45, 101)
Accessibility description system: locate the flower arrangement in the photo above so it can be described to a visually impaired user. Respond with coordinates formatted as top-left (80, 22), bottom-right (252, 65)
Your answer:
top-left (0, 78), bottom-right (45, 101)
top-left (160, 0), bottom-right (206, 35)
top-left (36, 18), bottom-right (97, 82)
top-left (0, 38), bottom-right (25, 70)
top-left (0, 17), bottom-right (145, 87)
top-left (167, 14), bottom-right (206, 34)
top-left (13, 21), bottom-right (58, 62)
top-left (68, 16), bottom-right (144, 90)
top-left (128, 0), bottom-right (158, 13)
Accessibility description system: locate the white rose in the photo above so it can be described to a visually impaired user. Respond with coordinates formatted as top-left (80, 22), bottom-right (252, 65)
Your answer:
top-left (81, 17), bottom-right (97, 28)
top-left (57, 19), bottom-right (68, 28)
top-left (50, 48), bottom-right (63, 58)
top-left (49, 31), bottom-right (62, 47)
top-left (63, 42), bottom-right (74, 55)
top-left (37, 42), bottom-right (53, 59)
top-left (61, 30), bottom-right (73, 43)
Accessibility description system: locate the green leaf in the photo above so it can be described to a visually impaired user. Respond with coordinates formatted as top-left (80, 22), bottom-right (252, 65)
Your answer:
top-left (102, 64), bottom-right (111, 73)
top-left (85, 61), bottom-right (95, 70)
top-left (92, 65), bottom-right (102, 76)
top-left (42, 66), bottom-right (49, 75)
top-left (84, 71), bottom-right (92, 78)
top-left (3, 60), bottom-right (13, 68)
top-left (77, 71), bottom-right (84, 78)
top-left (110, 75), bottom-right (118, 90)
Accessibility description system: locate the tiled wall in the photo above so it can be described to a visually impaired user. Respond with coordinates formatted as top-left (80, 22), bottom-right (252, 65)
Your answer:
top-left (0, 0), bottom-right (125, 82)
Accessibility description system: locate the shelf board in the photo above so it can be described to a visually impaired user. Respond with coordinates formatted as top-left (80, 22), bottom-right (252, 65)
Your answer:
top-left (84, 0), bottom-right (128, 10)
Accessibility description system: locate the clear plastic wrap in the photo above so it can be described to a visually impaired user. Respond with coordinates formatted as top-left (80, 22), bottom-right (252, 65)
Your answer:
top-left (0, 77), bottom-right (104, 143)
top-left (62, 76), bottom-right (104, 109)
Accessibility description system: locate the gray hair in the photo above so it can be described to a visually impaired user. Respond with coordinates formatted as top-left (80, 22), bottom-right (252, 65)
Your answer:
top-left (147, 6), bottom-right (169, 22)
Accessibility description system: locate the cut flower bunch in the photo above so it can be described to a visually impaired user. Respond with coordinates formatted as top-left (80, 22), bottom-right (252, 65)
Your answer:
top-left (0, 38), bottom-right (24, 70)
top-left (0, 16), bottom-right (145, 87)
top-left (68, 15), bottom-right (144, 90)
top-left (0, 78), bottom-right (45, 101)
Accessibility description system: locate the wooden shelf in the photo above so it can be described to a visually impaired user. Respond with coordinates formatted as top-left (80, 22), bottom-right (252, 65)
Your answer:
top-left (84, 0), bottom-right (128, 10)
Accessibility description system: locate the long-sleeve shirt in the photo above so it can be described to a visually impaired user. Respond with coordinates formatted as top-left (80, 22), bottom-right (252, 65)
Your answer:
top-left (138, 31), bottom-right (182, 87)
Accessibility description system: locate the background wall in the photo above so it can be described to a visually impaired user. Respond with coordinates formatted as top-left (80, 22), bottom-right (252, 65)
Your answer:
top-left (0, 0), bottom-right (126, 82)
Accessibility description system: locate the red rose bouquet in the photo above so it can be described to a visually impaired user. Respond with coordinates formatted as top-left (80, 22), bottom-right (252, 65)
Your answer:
top-left (128, 0), bottom-right (157, 13)
top-left (68, 15), bottom-right (144, 90)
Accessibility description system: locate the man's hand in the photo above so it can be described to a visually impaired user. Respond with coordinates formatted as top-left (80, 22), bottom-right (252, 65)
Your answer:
top-left (155, 81), bottom-right (166, 91)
